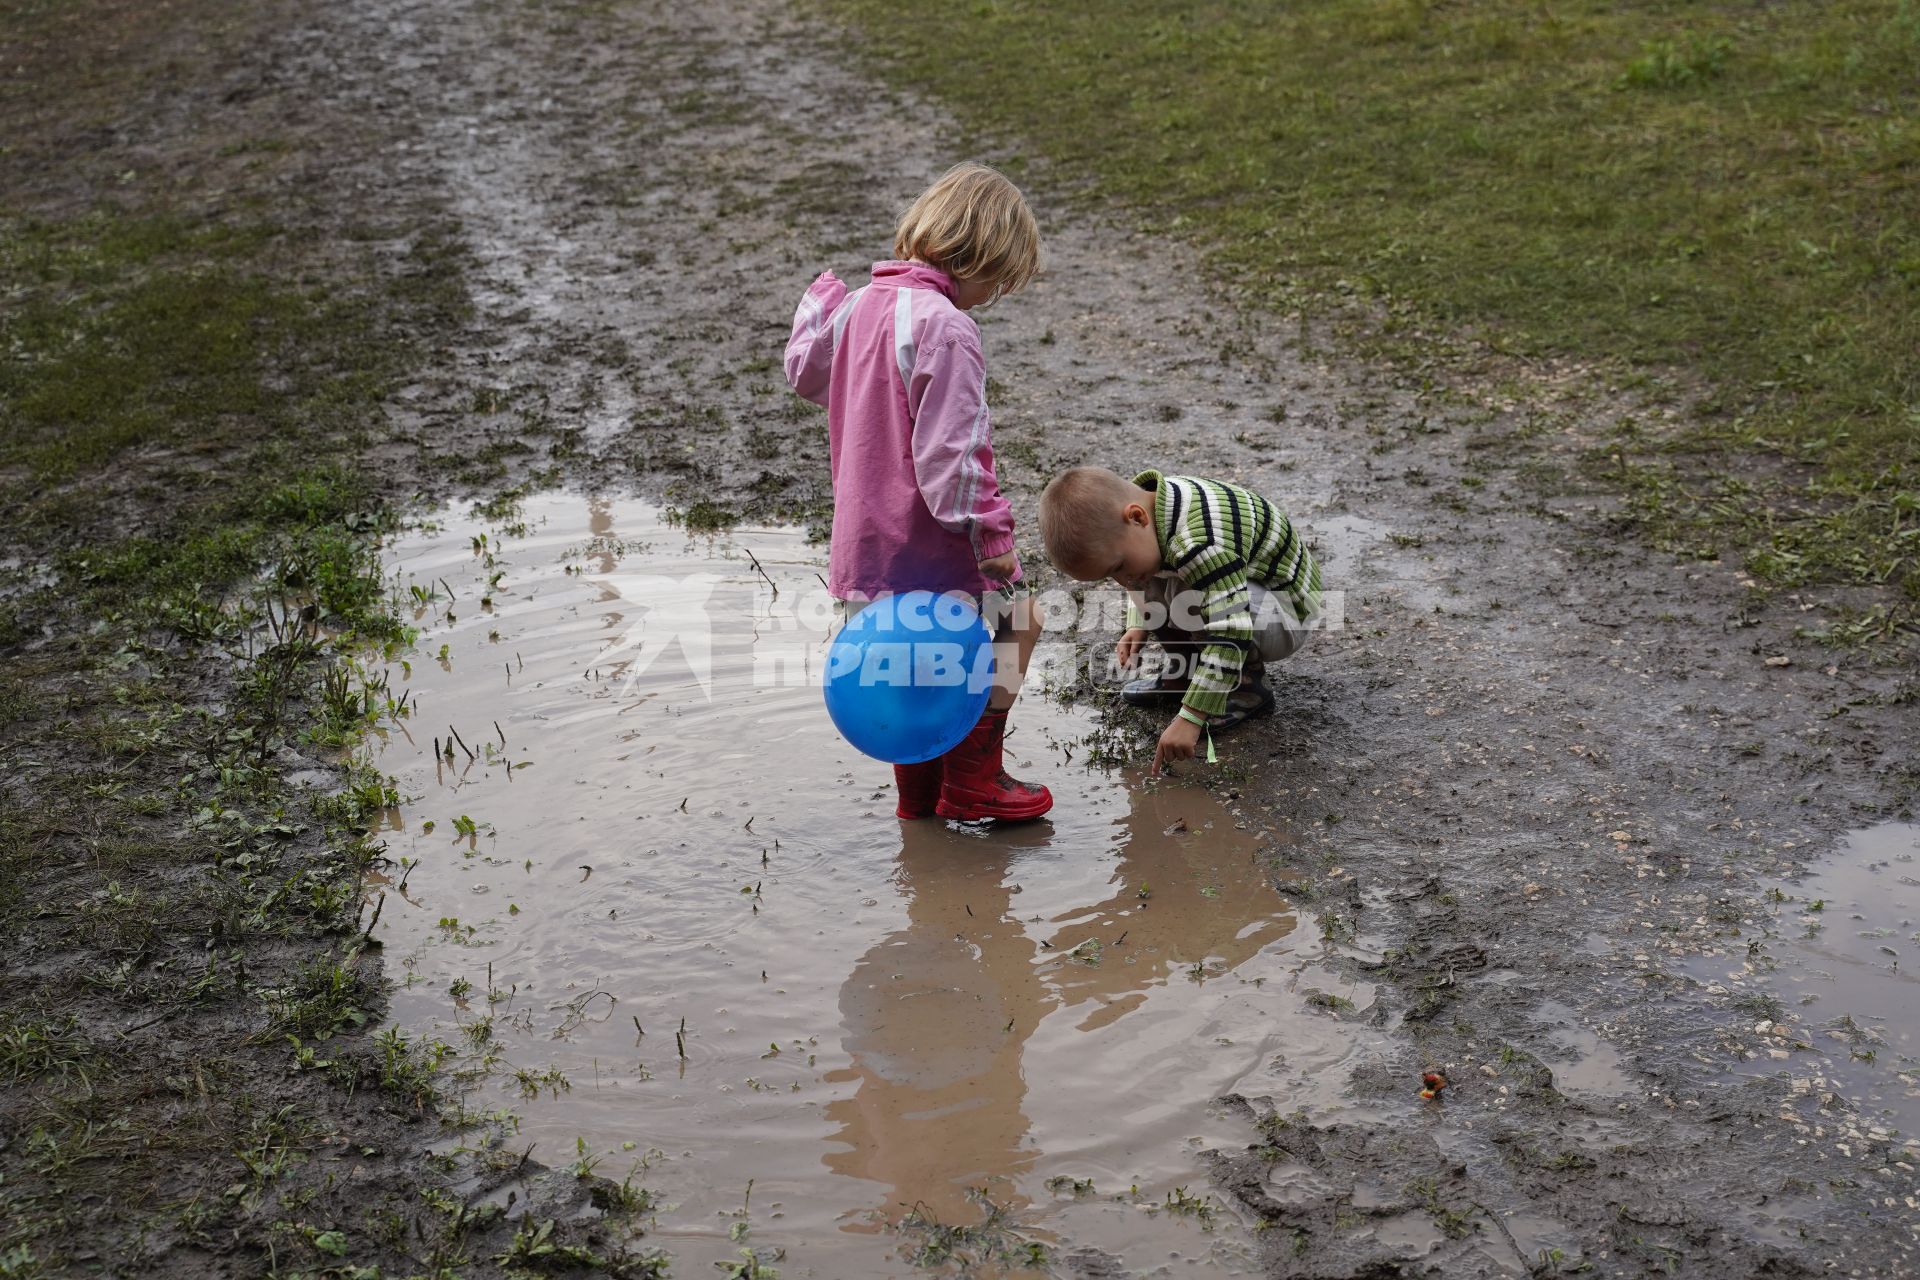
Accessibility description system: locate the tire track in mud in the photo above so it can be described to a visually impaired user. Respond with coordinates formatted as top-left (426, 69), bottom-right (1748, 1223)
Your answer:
top-left (294, 0), bottom-right (1920, 1275)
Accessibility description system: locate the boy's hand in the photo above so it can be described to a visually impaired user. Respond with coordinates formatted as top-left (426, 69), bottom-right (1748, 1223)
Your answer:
top-left (1115, 626), bottom-right (1150, 670)
top-left (1151, 713), bottom-right (1205, 776)
top-left (977, 552), bottom-right (1018, 585)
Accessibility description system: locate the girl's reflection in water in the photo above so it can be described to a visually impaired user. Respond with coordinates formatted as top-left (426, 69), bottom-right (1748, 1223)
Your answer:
top-left (824, 779), bottom-right (1295, 1233)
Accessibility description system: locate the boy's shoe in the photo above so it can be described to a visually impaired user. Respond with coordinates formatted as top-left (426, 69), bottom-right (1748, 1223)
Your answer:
top-left (1208, 680), bottom-right (1276, 732)
top-left (892, 760), bottom-right (945, 819)
top-left (935, 708), bottom-right (1053, 823)
top-left (1120, 673), bottom-right (1188, 707)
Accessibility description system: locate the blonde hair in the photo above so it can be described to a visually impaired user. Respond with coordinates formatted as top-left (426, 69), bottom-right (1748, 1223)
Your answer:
top-left (894, 161), bottom-right (1040, 302)
top-left (1039, 466), bottom-right (1142, 577)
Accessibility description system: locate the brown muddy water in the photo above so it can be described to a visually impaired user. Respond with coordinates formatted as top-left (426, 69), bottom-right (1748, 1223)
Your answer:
top-left (364, 492), bottom-right (1384, 1277)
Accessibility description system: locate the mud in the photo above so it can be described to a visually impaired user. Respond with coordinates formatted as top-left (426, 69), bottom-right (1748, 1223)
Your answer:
top-left (302, 0), bottom-right (1917, 1272)
top-left (1678, 821), bottom-right (1920, 1137)
top-left (15, 0), bottom-right (1916, 1272)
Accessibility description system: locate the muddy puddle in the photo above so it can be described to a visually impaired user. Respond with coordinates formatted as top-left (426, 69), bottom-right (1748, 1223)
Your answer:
top-left (1686, 821), bottom-right (1920, 1146)
top-left (362, 491), bottom-right (1382, 1277)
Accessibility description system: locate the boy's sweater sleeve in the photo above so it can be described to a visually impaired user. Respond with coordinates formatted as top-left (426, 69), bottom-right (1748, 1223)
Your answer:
top-left (906, 331), bottom-right (1017, 565)
top-left (783, 272), bottom-right (848, 406)
top-left (1168, 531), bottom-right (1255, 720)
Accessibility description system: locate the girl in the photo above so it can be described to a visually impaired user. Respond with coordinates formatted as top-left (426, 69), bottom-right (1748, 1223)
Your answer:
top-left (784, 161), bottom-right (1051, 823)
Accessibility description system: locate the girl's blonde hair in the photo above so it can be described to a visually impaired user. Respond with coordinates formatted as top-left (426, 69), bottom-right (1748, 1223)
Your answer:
top-left (893, 161), bottom-right (1039, 302)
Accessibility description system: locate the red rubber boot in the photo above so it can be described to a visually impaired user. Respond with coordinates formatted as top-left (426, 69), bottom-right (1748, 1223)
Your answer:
top-left (934, 708), bottom-right (1053, 822)
top-left (892, 760), bottom-right (944, 819)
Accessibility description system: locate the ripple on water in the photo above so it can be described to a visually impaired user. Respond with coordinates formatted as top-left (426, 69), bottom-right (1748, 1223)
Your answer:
top-left (367, 491), bottom-right (1386, 1276)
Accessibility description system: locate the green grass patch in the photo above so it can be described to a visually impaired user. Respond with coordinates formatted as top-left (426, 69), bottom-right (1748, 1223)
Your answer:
top-left (0, 207), bottom-right (448, 640)
top-left (0, 198), bottom-right (468, 1272)
top-left (823, 0), bottom-right (1920, 602)
top-left (2, 214), bottom-right (387, 485)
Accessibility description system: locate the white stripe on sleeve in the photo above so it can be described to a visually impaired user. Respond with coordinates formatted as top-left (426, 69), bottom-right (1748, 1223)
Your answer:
top-left (893, 288), bottom-right (917, 384)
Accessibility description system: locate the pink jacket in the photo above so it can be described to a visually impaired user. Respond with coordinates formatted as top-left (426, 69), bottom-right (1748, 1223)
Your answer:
top-left (784, 260), bottom-right (1019, 600)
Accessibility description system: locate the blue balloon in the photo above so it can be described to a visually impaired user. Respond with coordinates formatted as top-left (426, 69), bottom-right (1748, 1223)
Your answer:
top-left (823, 591), bottom-right (994, 764)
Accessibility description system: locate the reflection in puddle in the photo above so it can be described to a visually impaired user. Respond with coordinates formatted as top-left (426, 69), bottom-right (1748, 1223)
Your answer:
top-left (364, 492), bottom-right (1374, 1276)
top-left (827, 787), bottom-right (1297, 1235)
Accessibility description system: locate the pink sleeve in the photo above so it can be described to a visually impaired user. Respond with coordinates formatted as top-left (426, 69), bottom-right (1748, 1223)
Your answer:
top-left (783, 272), bottom-right (848, 406)
top-left (906, 330), bottom-right (1017, 567)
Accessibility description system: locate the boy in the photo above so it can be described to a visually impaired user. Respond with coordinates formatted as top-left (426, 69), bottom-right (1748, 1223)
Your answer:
top-left (1038, 466), bottom-right (1322, 774)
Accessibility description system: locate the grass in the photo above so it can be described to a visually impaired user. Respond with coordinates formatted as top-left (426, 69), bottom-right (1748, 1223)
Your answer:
top-left (4, 2), bottom-right (722, 1274)
top-left (0, 191), bottom-right (468, 1270)
top-left (0, 186), bottom-right (642, 1269)
top-left (823, 0), bottom-right (1920, 608)
top-left (2, 217), bottom-right (310, 478)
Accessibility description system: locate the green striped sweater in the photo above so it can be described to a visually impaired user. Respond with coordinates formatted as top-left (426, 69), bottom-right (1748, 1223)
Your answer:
top-left (1125, 469), bottom-right (1323, 719)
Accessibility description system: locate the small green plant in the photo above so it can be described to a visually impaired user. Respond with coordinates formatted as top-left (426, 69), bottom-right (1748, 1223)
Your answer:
top-left (373, 1025), bottom-right (448, 1109)
top-left (0, 1244), bottom-right (44, 1276)
top-left (306, 1228), bottom-right (348, 1257)
top-left (495, 1218), bottom-right (606, 1270)
top-left (511, 1064), bottom-right (572, 1099)
top-left (1318, 909), bottom-right (1355, 942)
top-left (673, 500), bottom-right (739, 533)
top-left (1064, 937), bottom-right (1103, 965)
top-left (1406, 1175), bottom-right (1477, 1239)
top-left (1544, 1150), bottom-right (1594, 1172)
top-left (1537, 1245), bottom-right (1588, 1274)
top-left (1617, 33), bottom-right (1731, 89)
top-left (0, 1014), bottom-right (96, 1087)
top-left (1162, 1185), bottom-right (1218, 1224)
top-left (435, 916), bottom-right (477, 943)
top-left (565, 1136), bottom-right (605, 1179)
top-left (897, 1190), bottom-right (1044, 1270)
top-left (717, 1247), bottom-right (781, 1279)
top-left (1304, 990), bottom-right (1356, 1013)
top-left (595, 1167), bottom-right (659, 1216)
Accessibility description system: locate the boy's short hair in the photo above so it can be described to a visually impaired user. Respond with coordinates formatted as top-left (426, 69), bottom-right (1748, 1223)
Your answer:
top-left (1039, 466), bottom-right (1142, 575)
top-left (894, 161), bottom-right (1039, 301)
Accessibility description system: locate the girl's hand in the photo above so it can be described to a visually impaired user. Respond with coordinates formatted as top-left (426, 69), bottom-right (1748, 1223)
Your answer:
top-left (977, 552), bottom-right (1018, 584)
top-left (1151, 714), bottom-right (1204, 776)
top-left (1115, 627), bottom-right (1150, 670)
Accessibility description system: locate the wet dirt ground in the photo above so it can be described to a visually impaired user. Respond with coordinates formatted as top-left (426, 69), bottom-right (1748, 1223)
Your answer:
top-left (66, 0), bottom-right (1917, 1272)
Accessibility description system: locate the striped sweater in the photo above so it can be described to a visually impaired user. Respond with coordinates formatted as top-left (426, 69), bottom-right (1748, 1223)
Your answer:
top-left (1125, 469), bottom-right (1323, 719)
